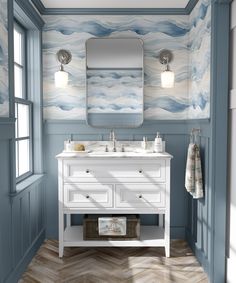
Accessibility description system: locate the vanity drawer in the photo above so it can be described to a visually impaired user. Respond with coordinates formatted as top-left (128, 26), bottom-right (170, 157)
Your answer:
top-left (64, 184), bottom-right (113, 208)
top-left (115, 184), bottom-right (166, 208)
top-left (63, 160), bottom-right (166, 182)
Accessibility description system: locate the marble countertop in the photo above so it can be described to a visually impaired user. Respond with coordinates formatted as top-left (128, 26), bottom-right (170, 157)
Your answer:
top-left (56, 141), bottom-right (173, 159)
top-left (56, 150), bottom-right (173, 159)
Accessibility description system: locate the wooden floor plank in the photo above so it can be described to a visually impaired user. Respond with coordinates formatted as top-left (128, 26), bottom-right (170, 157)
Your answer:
top-left (19, 240), bottom-right (209, 283)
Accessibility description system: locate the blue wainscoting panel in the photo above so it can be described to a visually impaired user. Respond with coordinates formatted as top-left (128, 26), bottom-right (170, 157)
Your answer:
top-left (0, 123), bottom-right (45, 283)
top-left (165, 133), bottom-right (189, 238)
top-left (44, 133), bottom-right (69, 237)
top-left (8, 180), bottom-right (45, 283)
top-left (186, 121), bottom-right (211, 275)
top-left (0, 139), bottom-right (13, 282)
top-left (22, 194), bottom-right (31, 254)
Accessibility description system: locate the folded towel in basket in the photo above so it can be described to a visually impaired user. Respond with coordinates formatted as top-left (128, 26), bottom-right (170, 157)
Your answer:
top-left (185, 143), bottom-right (203, 199)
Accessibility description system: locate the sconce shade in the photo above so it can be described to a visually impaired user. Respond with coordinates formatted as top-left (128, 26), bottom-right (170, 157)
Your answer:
top-left (54, 70), bottom-right (68, 88)
top-left (159, 49), bottom-right (175, 88)
top-left (161, 70), bottom-right (175, 88)
top-left (54, 49), bottom-right (72, 88)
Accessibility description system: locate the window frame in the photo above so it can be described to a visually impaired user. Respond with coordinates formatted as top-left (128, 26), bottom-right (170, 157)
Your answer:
top-left (14, 21), bottom-right (27, 100)
top-left (14, 20), bottom-right (34, 183)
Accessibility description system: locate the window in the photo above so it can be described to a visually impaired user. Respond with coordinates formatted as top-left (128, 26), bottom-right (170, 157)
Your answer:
top-left (14, 22), bottom-right (33, 181)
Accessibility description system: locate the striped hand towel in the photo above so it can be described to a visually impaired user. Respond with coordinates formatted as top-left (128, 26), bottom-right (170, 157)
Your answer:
top-left (185, 143), bottom-right (203, 199)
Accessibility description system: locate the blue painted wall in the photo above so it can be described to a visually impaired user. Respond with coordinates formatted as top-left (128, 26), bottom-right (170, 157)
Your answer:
top-left (0, 126), bottom-right (45, 283)
top-left (0, 1), bottom-right (45, 282)
top-left (185, 120), bottom-right (211, 274)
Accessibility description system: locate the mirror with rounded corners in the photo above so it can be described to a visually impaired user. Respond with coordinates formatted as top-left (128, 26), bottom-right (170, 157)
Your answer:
top-left (86, 38), bottom-right (144, 128)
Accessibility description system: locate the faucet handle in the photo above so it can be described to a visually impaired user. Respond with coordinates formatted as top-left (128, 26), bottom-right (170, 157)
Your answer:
top-left (121, 144), bottom-right (125, 152)
top-left (105, 145), bottom-right (109, 152)
top-left (110, 129), bottom-right (116, 141)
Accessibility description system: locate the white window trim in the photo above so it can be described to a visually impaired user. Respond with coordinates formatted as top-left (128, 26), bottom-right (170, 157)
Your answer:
top-left (15, 98), bottom-right (33, 182)
top-left (14, 21), bottom-right (34, 183)
top-left (11, 1), bottom-right (44, 194)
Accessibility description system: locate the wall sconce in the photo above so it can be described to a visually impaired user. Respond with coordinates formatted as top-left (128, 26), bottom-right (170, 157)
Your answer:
top-left (159, 50), bottom-right (175, 88)
top-left (54, 49), bottom-right (72, 88)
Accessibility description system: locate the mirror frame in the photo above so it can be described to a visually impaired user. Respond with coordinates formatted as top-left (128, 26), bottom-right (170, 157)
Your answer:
top-left (85, 37), bottom-right (144, 128)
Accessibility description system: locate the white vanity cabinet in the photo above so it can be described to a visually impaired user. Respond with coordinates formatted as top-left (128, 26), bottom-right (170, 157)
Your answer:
top-left (56, 152), bottom-right (172, 258)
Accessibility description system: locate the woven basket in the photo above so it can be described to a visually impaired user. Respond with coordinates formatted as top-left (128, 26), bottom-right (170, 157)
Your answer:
top-left (83, 214), bottom-right (140, 241)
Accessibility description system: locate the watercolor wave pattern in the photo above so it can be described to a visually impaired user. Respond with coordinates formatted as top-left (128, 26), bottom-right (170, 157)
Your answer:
top-left (188, 0), bottom-right (211, 119)
top-left (43, 0), bottom-right (211, 120)
top-left (87, 69), bottom-right (143, 114)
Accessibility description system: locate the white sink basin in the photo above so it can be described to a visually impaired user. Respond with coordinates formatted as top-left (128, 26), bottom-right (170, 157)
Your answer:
top-left (88, 150), bottom-right (155, 157)
top-left (89, 151), bottom-right (130, 157)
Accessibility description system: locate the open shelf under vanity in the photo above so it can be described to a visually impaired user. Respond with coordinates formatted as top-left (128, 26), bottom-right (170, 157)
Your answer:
top-left (64, 225), bottom-right (165, 247)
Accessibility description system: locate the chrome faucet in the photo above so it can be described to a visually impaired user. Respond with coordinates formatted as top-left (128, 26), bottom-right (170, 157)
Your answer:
top-left (110, 129), bottom-right (117, 152)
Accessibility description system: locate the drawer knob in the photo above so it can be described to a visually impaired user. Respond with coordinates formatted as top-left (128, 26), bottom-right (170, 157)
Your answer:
top-left (86, 195), bottom-right (90, 199)
top-left (86, 169), bottom-right (90, 173)
top-left (138, 195), bottom-right (142, 199)
top-left (139, 170), bottom-right (143, 173)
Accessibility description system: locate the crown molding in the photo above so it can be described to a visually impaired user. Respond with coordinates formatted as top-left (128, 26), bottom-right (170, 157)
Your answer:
top-left (31, 0), bottom-right (199, 15)
top-left (30, 0), bottom-right (46, 13)
top-left (185, 0), bottom-right (198, 13)
top-left (15, 0), bottom-right (45, 28)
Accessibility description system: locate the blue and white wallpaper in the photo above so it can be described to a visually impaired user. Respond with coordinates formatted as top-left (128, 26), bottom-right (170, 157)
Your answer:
top-left (42, 0), bottom-right (211, 120)
top-left (189, 0), bottom-right (211, 119)
top-left (0, 0), bottom-right (9, 117)
top-left (87, 69), bottom-right (143, 114)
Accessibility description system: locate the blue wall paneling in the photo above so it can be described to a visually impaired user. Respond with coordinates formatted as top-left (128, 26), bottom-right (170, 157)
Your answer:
top-left (0, 123), bottom-right (45, 283)
top-left (0, 0), bottom-right (46, 282)
top-left (209, 1), bottom-right (231, 282)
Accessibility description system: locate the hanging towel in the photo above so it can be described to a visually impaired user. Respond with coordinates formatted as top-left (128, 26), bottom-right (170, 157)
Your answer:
top-left (185, 143), bottom-right (203, 199)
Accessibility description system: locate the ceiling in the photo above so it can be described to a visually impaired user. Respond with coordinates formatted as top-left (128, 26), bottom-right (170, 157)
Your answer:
top-left (40, 0), bottom-right (190, 9)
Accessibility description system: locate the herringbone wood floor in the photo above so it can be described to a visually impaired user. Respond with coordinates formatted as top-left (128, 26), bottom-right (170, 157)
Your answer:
top-left (19, 240), bottom-right (208, 283)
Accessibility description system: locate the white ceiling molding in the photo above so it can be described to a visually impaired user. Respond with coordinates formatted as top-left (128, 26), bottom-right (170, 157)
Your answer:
top-left (41, 0), bottom-right (189, 9)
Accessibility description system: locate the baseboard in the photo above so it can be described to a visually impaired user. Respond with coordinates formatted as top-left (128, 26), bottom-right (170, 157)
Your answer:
top-left (5, 229), bottom-right (45, 283)
top-left (194, 245), bottom-right (210, 275)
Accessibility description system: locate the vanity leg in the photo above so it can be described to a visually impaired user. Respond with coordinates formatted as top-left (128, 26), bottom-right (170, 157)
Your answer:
top-left (58, 210), bottom-right (64, 258)
top-left (165, 212), bottom-right (170, 258)
top-left (58, 160), bottom-right (64, 258)
top-left (165, 242), bottom-right (170, 258)
top-left (159, 214), bottom-right (164, 227)
top-left (66, 214), bottom-right (71, 228)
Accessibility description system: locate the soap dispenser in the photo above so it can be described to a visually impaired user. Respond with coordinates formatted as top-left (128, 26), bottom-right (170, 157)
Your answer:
top-left (141, 136), bottom-right (147, 150)
top-left (154, 132), bottom-right (163, 153)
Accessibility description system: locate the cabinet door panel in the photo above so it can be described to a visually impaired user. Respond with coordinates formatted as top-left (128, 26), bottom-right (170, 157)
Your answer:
top-left (116, 183), bottom-right (166, 208)
top-left (64, 184), bottom-right (113, 208)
